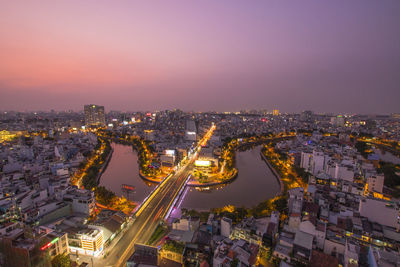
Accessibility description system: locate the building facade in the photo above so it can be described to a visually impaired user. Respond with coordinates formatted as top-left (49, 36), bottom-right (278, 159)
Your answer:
top-left (84, 104), bottom-right (105, 127)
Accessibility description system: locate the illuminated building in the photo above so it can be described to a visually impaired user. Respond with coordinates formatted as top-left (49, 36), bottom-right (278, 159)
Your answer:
top-left (273, 109), bottom-right (279, 116)
top-left (144, 129), bottom-right (155, 141)
top-left (40, 231), bottom-right (69, 258)
top-left (185, 120), bottom-right (197, 141)
top-left (331, 115), bottom-right (345, 127)
top-left (194, 158), bottom-right (218, 175)
top-left (84, 104), bottom-right (105, 127)
top-left (0, 228), bottom-right (66, 266)
top-left (68, 228), bottom-right (104, 257)
top-left (391, 113), bottom-right (400, 119)
top-left (161, 154), bottom-right (175, 168)
top-left (0, 130), bottom-right (17, 142)
top-left (194, 160), bottom-right (211, 167)
top-left (366, 174), bottom-right (384, 194)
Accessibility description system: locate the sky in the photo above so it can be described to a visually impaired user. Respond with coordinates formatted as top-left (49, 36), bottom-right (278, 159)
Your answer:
top-left (0, 1), bottom-right (399, 113)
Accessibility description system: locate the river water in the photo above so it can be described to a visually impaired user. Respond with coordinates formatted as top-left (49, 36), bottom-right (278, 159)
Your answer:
top-left (100, 143), bottom-right (280, 209)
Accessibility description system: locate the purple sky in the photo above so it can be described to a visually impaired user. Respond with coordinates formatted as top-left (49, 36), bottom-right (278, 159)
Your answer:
top-left (1, 0), bottom-right (399, 113)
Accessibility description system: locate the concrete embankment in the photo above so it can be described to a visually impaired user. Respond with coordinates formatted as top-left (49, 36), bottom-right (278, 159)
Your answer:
top-left (260, 151), bottom-right (284, 196)
top-left (96, 146), bottom-right (114, 184)
top-left (138, 171), bottom-right (162, 184)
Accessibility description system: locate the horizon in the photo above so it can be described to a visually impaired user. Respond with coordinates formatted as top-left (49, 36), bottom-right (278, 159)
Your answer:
top-left (0, 107), bottom-right (397, 116)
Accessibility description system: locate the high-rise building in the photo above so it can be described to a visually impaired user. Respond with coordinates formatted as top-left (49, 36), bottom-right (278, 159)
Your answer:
top-left (300, 110), bottom-right (314, 122)
top-left (185, 120), bottom-right (197, 141)
top-left (331, 115), bottom-right (345, 127)
top-left (391, 113), bottom-right (400, 119)
top-left (273, 109), bottom-right (280, 116)
top-left (84, 104), bottom-right (105, 127)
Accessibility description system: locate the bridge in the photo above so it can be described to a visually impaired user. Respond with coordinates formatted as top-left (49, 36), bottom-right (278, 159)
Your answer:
top-left (93, 125), bottom-right (215, 267)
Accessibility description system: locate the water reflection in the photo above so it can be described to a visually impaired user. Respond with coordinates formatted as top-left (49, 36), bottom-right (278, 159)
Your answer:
top-left (100, 144), bottom-right (279, 210)
top-left (182, 146), bottom-right (280, 210)
top-left (99, 143), bottom-right (156, 203)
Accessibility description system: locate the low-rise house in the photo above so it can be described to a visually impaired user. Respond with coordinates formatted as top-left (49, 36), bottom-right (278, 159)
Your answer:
top-left (324, 230), bottom-right (345, 262)
top-left (127, 244), bottom-right (158, 267)
top-left (231, 217), bottom-right (268, 246)
top-left (310, 250), bottom-right (339, 267)
top-left (293, 230), bottom-right (314, 262)
top-left (344, 240), bottom-right (359, 267)
top-left (62, 187), bottom-right (95, 215)
top-left (368, 246), bottom-right (400, 267)
top-left (213, 239), bottom-right (258, 267)
top-left (273, 243), bottom-right (292, 263)
top-left (298, 219), bottom-right (326, 250)
top-left (89, 209), bottom-right (128, 245)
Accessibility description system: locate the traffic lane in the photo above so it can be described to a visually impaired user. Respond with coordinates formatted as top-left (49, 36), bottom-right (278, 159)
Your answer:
top-left (95, 218), bottom-right (143, 266)
top-left (135, 171), bottom-right (191, 244)
top-left (98, 170), bottom-right (191, 266)
top-left (116, 171), bottom-right (189, 263)
top-left (136, 172), bottom-right (190, 243)
top-left (95, 183), bottom-right (173, 266)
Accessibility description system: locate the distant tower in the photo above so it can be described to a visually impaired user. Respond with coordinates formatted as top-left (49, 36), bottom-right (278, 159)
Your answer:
top-left (273, 109), bottom-right (280, 116)
top-left (84, 104), bottom-right (105, 127)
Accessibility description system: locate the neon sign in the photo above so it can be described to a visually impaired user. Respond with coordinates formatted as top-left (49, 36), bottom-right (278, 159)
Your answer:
top-left (40, 237), bottom-right (59, 250)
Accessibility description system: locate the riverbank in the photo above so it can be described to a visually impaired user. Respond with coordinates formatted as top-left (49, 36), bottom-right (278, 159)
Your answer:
top-left (96, 146), bottom-right (114, 184)
top-left (260, 152), bottom-right (284, 196)
top-left (139, 170), bottom-right (162, 184)
top-left (188, 169), bottom-right (238, 187)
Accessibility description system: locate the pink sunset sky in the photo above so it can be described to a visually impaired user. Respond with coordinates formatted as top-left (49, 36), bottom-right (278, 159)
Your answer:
top-left (1, 1), bottom-right (399, 113)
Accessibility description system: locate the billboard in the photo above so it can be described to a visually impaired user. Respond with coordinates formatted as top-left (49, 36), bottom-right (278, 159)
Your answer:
top-left (165, 149), bottom-right (175, 156)
top-left (195, 160), bottom-right (211, 167)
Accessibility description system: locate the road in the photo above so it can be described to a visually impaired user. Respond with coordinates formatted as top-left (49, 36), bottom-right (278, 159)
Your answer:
top-left (93, 165), bottom-right (192, 266)
top-left (92, 125), bottom-right (215, 267)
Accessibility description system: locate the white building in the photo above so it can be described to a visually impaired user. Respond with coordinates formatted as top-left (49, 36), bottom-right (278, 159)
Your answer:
top-left (298, 220), bottom-right (326, 250)
top-left (335, 163), bottom-right (355, 182)
top-left (311, 151), bottom-right (326, 175)
top-left (288, 187), bottom-right (304, 215)
top-left (221, 217), bottom-right (232, 238)
top-left (63, 188), bottom-right (95, 215)
top-left (366, 174), bottom-right (384, 193)
top-left (160, 154), bottom-right (175, 168)
top-left (300, 152), bottom-right (312, 171)
top-left (69, 228), bottom-right (104, 257)
top-left (185, 120), bottom-right (197, 141)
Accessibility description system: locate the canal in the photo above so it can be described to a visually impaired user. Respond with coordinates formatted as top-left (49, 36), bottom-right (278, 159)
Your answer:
top-left (100, 143), bottom-right (280, 209)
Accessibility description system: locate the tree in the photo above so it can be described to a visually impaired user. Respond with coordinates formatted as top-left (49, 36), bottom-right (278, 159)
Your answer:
top-left (96, 186), bottom-right (116, 205)
top-left (51, 253), bottom-right (71, 267)
top-left (273, 197), bottom-right (288, 214)
top-left (230, 258), bottom-right (239, 267)
top-left (355, 141), bottom-right (371, 158)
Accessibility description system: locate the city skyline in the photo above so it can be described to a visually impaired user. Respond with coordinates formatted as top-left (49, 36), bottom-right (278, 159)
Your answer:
top-left (1, 0), bottom-right (400, 113)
